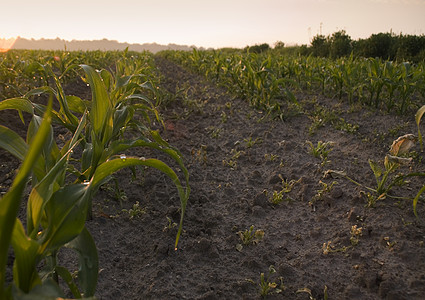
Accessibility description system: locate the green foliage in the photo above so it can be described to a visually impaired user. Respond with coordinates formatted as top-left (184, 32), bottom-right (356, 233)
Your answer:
top-left (161, 47), bottom-right (424, 116)
top-left (0, 50), bottom-right (190, 298)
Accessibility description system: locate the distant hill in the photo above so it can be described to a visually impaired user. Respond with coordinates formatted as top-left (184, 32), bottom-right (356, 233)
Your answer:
top-left (9, 37), bottom-right (198, 53)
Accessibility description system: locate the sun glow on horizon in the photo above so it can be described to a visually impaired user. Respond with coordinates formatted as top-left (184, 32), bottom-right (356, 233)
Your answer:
top-left (0, 37), bottom-right (17, 52)
top-left (0, 1), bottom-right (424, 49)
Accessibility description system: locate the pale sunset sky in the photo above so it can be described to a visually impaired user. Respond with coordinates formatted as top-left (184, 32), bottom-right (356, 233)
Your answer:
top-left (1, 0), bottom-right (424, 48)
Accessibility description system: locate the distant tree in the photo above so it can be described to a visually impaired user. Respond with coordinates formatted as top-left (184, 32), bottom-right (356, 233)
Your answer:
top-left (396, 34), bottom-right (425, 61)
top-left (367, 32), bottom-right (395, 59)
top-left (274, 41), bottom-right (285, 49)
top-left (329, 30), bottom-right (352, 58)
top-left (245, 43), bottom-right (271, 53)
top-left (311, 34), bottom-right (330, 57)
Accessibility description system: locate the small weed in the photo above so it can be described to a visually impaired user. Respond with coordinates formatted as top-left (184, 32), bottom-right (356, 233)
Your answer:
top-left (192, 144), bottom-right (207, 165)
top-left (121, 201), bottom-right (146, 219)
top-left (306, 140), bottom-right (333, 166)
top-left (163, 216), bottom-right (178, 232)
top-left (322, 241), bottom-right (349, 255)
top-left (333, 118), bottom-right (359, 133)
top-left (257, 265), bottom-right (285, 298)
top-left (223, 149), bottom-right (243, 169)
top-left (221, 111), bottom-right (228, 123)
top-left (103, 178), bottom-right (128, 206)
top-left (296, 286), bottom-right (329, 300)
top-left (206, 126), bottom-right (222, 138)
top-left (307, 104), bottom-right (358, 134)
top-left (236, 225), bottom-right (264, 251)
top-left (350, 225), bottom-right (363, 246)
top-left (322, 225), bottom-right (362, 256)
top-left (388, 122), bottom-right (410, 137)
top-left (268, 190), bottom-right (286, 205)
top-left (383, 236), bottom-right (396, 250)
top-left (267, 177), bottom-right (299, 205)
top-left (311, 180), bottom-right (337, 202)
top-left (244, 136), bottom-right (262, 148)
top-left (281, 176), bottom-right (300, 193)
top-left (264, 153), bottom-right (279, 162)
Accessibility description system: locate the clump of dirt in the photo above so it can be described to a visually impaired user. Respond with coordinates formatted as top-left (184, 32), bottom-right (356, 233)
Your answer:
top-left (2, 57), bottom-right (425, 299)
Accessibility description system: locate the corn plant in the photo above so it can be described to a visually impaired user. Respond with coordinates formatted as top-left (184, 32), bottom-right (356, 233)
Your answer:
top-left (0, 99), bottom-right (98, 299)
top-left (0, 56), bottom-right (190, 298)
top-left (63, 63), bottom-right (189, 247)
top-left (413, 105), bottom-right (425, 216)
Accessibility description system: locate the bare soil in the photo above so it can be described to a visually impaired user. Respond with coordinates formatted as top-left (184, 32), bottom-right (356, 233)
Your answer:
top-left (2, 57), bottom-right (425, 299)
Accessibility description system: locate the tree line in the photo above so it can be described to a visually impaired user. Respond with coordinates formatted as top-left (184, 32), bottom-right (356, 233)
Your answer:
top-left (244, 31), bottom-right (425, 62)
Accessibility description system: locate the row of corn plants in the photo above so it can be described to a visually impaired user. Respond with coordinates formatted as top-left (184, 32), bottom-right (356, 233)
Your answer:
top-left (160, 49), bottom-right (425, 115)
top-left (0, 51), bottom-right (189, 299)
top-left (0, 49), bottom-right (159, 100)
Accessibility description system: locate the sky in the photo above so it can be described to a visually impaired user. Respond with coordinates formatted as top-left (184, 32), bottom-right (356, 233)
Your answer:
top-left (1, 0), bottom-right (425, 49)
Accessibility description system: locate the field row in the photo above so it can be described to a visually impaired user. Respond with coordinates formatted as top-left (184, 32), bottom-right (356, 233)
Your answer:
top-left (160, 49), bottom-right (425, 116)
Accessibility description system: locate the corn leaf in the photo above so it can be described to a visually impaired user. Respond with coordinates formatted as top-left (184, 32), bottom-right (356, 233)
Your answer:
top-left (11, 219), bottom-right (41, 293)
top-left (80, 64), bottom-right (113, 144)
top-left (0, 98), bottom-right (34, 115)
top-left (64, 227), bottom-right (98, 297)
top-left (27, 146), bottom-right (75, 238)
top-left (0, 101), bottom-right (52, 298)
top-left (415, 105), bottom-right (425, 151)
top-left (40, 184), bottom-right (90, 252)
top-left (66, 95), bottom-right (89, 114)
top-left (54, 266), bottom-right (81, 298)
top-left (0, 125), bottom-right (28, 161)
top-left (413, 185), bottom-right (425, 218)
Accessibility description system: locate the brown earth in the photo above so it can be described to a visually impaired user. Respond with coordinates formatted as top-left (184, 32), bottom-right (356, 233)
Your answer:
top-left (2, 57), bottom-right (425, 299)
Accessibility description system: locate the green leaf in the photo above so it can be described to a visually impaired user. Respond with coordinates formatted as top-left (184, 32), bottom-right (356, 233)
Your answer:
top-left (369, 159), bottom-right (382, 180)
top-left (65, 227), bottom-right (98, 297)
top-left (0, 125), bottom-right (28, 161)
top-left (80, 64), bottom-right (113, 143)
top-left (46, 64), bottom-right (79, 128)
top-left (11, 219), bottom-right (41, 293)
top-left (100, 69), bottom-right (113, 92)
top-left (40, 184), bottom-right (90, 252)
top-left (0, 101), bottom-right (52, 298)
top-left (54, 266), bottom-right (82, 298)
top-left (66, 95), bottom-right (88, 114)
top-left (415, 105), bottom-right (425, 151)
top-left (27, 147), bottom-right (74, 238)
top-left (413, 185), bottom-right (425, 218)
top-left (0, 98), bottom-right (34, 115)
